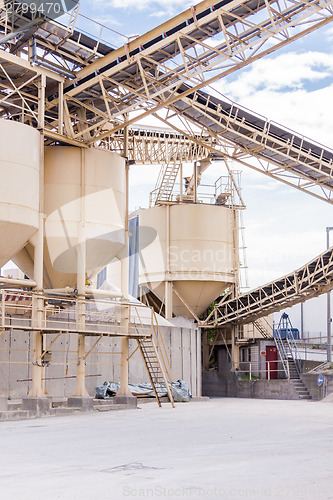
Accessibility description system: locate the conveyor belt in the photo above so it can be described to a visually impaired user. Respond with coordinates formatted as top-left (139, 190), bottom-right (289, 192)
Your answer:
top-left (202, 246), bottom-right (333, 327)
top-left (1, 0), bottom-right (333, 202)
top-left (170, 87), bottom-right (333, 195)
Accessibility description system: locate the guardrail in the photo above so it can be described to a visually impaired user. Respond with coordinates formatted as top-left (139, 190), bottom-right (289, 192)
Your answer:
top-left (0, 288), bottom-right (158, 339)
top-left (232, 360), bottom-right (290, 380)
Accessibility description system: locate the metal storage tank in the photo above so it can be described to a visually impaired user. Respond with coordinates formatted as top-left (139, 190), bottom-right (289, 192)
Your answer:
top-left (14, 147), bottom-right (125, 288)
top-left (138, 203), bottom-right (237, 318)
top-left (0, 120), bottom-right (40, 268)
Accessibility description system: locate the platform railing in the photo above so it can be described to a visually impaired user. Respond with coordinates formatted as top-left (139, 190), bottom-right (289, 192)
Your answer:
top-left (0, 288), bottom-right (159, 339)
top-left (232, 360), bottom-right (290, 380)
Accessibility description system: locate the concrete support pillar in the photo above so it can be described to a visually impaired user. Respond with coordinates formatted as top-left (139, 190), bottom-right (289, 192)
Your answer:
top-left (165, 281), bottom-right (173, 319)
top-left (203, 330), bottom-right (210, 371)
top-left (117, 120), bottom-right (132, 398)
top-left (232, 327), bottom-right (240, 371)
top-left (29, 133), bottom-right (45, 398)
top-left (73, 149), bottom-right (89, 398)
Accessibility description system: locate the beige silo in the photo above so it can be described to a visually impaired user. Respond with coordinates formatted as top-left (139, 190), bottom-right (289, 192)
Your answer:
top-left (13, 147), bottom-right (125, 288)
top-left (0, 120), bottom-right (40, 268)
top-left (138, 203), bottom-right (237, 318)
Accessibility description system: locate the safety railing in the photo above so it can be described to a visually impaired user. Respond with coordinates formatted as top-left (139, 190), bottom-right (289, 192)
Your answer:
top-left (0, 288), bottom-right (160, 339)
top-left (232, 360), bottom-right (290, 380)
top-left (294, 341), bottom-right (333, 363)
top-left (273, 328), bottom-right (290, 377)
top-left (150, 173), bottom-right (244, 208)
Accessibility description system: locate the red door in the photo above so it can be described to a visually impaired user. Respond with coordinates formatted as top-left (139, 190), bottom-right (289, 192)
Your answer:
top-left (266, 346), bottom-right (278, 379)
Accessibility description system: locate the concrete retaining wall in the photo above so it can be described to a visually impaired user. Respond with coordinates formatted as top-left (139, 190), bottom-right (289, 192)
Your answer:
top-left (0, 323), bottom-right (201, 399)
top-left (202, 371), bottom-right (301, 400)
top-left (300, 373), bottom-right (333, 401)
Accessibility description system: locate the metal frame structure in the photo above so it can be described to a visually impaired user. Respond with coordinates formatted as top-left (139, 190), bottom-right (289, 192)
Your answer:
top-left (202, 245), bottom-right (333, 327)
top-left (0, 286), bottom-right (175, 406)
top-left (1, 0), bottom-right (333, 392)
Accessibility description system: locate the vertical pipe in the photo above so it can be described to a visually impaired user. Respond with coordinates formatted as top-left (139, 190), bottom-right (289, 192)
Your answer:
top-left (232, 326), bottom-right (240, 371)
top-left (118, 117), bottom-right (132, 396)
top-left (58, 81), bottom-right (64, 136)
top-left (165, 204), bottom-right (173, 318)
top-left (38, 75), bottom-right (46, 131)
top-left (179, 162), bottom-right (183, 203)
top-left (73, 149), bottom-right (89, 397)
top-left (327, 228), bottom-right (332, 363)
top-left (194, 161), bottom-right (198, 203)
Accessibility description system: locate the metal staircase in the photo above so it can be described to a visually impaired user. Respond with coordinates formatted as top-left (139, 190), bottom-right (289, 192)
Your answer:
top-left (273, 320), bottom-right (312, 399)
top-left (253, 318), bottom-right (273, 339)
top-left (137, 337), bottom-right (175, 407)
top-left (154, 163), bottom-right (180, 205)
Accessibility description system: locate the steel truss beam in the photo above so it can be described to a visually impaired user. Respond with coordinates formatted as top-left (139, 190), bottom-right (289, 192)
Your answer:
top-left (201, 246), bottom-right (333, 327)
top-left (153, 111), bottom-right (333, 204)
top-left (99, 127), bottom-right (211, 164)
top-left (2, 0), bottom-right (332, 144)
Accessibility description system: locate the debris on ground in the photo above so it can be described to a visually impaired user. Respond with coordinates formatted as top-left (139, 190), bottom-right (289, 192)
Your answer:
top-left (95, 380), bottom-right (192, 402)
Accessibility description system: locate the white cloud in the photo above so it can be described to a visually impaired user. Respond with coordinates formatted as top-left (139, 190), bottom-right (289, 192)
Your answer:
top-left (221, 52), bottom-right (333, 96)
top-left (97, 0), bottom-right (191, 11)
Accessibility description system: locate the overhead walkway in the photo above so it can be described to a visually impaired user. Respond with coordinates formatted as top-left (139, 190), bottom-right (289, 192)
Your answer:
top-left (201, 245), bottom-right (333, 327)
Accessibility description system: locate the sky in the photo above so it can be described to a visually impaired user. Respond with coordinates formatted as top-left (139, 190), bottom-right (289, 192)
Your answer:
top-left (7, 0), bottom-right (333, 334)
top-left (74, 0), bottom-right (333, 334)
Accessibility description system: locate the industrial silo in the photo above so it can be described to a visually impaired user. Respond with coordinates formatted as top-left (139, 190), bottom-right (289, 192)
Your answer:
top-left (13, 147), bottom-right (125, 289)
top-left (138, 203), bottom-right (237, 318)
top-left (0, 120), bottom-right (40, 268)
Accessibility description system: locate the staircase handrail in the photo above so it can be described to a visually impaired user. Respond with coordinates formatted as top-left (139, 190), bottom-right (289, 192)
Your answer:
top-left (286, 333), bottom-right (302, 375)
top-left (273, 327), bottom-right (290, 378)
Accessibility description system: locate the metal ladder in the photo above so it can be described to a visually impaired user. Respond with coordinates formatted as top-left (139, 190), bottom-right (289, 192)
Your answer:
top-left (253, 318), bottom-right (273, 339)
top-left (155, 162), bottom-right (180, 204)
top-left (137, 337), bottom-right (175, 407)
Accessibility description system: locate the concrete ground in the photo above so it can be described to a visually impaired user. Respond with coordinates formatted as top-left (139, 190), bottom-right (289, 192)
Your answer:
top-left (0, 398), bottom-right (332, 500)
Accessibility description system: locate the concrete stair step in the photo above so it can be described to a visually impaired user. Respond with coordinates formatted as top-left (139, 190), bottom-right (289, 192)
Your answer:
top-left (7, 401), bottom-right (21, 411)
top-left (52, 398), bottom-right (67, 409)
top-left (50, 408), bottom-right (82, 416)
top-left (0, 410), bottom-right (34, 421)
top-left (93, 398), bottom-right (116, 406)
top-left (94, 404), bottom-right (125, 412)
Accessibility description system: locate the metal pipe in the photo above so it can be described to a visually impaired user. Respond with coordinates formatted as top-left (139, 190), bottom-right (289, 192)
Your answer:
top-left (0, 277), bottom-right (36, 287)
top-left (86, 289), bottom-right (123, 299)
top-left (43, 288), bottom-right (75, 295)
top-left (327, 227), bottom-right (333, 363)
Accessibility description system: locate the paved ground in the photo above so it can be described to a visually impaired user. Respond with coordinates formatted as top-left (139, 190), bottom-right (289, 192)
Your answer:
top-left (0, 398), bottom-right (333, 500)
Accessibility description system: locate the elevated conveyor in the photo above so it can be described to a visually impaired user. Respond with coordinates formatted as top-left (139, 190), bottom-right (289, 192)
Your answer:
top-left (2, 0), bottom-right (333, 151)
top-left (168, 87), bottom-right (333, 203)
top-left (202, 246), bottom-right (333, 327)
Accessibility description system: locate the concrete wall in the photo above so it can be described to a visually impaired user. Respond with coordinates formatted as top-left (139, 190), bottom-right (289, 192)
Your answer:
top-left (0, 323), bottom-right (201, 399)
top-left (202, 371), bottom-right (301, 400)
top-left (300, 373), bottom-right (333, 401)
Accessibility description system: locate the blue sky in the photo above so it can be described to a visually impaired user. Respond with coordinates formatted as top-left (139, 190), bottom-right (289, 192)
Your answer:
top-left (78, 1), bottom-right (333, 279)
top-left (76, 0), bottom-right (333, 333)
top-left (5, 0), bottom-right (331, 332)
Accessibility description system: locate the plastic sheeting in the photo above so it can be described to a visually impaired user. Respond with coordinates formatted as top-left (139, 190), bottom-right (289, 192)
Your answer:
top-left (95, 380), bottom-right (192, 402)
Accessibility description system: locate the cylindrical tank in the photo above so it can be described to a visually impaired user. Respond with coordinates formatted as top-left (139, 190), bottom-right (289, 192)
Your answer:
top-left (138, 204), bottom-right (237, 317)
top-left (13, 147), bottom-right (125, 288)
top-left (0, 120), bottom-right (40, 268)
